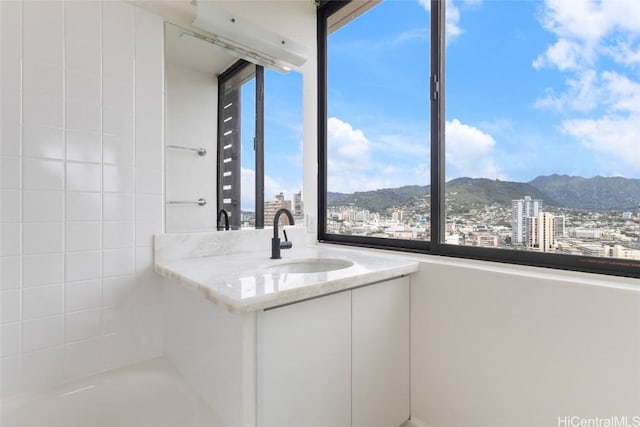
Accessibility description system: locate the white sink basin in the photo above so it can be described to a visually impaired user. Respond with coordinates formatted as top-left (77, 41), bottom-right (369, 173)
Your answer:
top-left (261, 258), bottom-right (354, 274)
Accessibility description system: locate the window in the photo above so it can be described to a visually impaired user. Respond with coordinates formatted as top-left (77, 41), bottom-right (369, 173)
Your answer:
top-left (319, 0), bottom-right (640, 278)
top-left (218, 61), bottom-right (303, 229)
top-left (218, 61), bottom-right (261, 229)
top-left (321, 0), bottom-right (431, 251)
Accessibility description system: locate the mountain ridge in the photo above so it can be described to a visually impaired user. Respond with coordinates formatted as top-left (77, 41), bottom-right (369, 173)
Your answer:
top-left (327, 175), bottom-right (640, 212)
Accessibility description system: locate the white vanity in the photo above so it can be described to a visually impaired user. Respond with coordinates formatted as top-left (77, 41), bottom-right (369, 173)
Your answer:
top-left (154, 228), bottom-right (418, 427)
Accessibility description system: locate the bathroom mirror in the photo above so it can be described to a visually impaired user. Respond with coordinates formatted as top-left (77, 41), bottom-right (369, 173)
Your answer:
top-left (164, 22), bottom-right (303, 233)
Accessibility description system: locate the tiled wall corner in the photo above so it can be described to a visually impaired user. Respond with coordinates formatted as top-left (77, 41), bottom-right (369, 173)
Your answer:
top-left (0, 0), bottom-right (165, 396)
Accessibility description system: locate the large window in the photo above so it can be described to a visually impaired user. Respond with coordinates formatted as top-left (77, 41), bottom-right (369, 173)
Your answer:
top-left (319, 0), bottom-right (640, 278)
top-left (322, 0), bottom-right (431, 250)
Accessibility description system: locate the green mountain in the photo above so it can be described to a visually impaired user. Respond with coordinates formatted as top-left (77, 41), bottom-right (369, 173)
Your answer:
top-left (328, 185), bottom-right (427, 212)
top-left (446, 177), bottom-right (555, 211)
top-left (529, 174), bottom-right (640, 210)
top-left (327, 175), bottom-right (640, 212)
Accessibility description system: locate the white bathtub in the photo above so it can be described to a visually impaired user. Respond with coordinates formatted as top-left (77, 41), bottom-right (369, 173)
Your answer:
top-left (0, 358), bottom-right (221, 427)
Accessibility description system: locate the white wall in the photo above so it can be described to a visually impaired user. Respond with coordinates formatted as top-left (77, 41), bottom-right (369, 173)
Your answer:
top-left (409, 257), bottom-right (640, 427)
top-left (164, 62), bottom-right (217, 232)
top-left (0, 0), bottom-right (164, 396)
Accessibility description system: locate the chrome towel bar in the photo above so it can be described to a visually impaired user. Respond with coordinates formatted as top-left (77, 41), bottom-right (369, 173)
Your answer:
top-left (166, 145), bottom-right (207, 156)
top-left (166, 198), bottom-right (207, 206)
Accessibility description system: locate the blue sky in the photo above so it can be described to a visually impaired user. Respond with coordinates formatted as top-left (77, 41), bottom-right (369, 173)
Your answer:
top-left (238, 0), bottom-right (640, 207)
top-left (240, 70), bottom-right (303, 211)
top-left (325, 0), bottom-right (640, 194)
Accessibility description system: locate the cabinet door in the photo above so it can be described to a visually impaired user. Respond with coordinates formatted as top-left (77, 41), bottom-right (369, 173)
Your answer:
top-left (261, 291), bottom-right (351, 427)
top-left (352, 276), bottom-right (411, 427)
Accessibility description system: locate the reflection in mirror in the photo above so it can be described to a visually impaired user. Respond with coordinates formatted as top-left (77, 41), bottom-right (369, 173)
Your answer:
top-left (218, 64), bottom-right (303, 229)
top-left (164, 22), bottom-right (303, 233)
top-left (164, 22), bottom-right (236, 233)
top-left (264, 70), bottom-right (303, 227)
top-left (217, 61), bottom-right (259, 229)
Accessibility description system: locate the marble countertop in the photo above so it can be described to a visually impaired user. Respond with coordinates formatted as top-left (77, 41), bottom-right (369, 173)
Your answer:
top-left (154, 243), bottom-right (419, 314)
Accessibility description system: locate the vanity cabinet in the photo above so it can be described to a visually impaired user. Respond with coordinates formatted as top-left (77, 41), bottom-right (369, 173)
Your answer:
top-left (352, 276), bottom-right (410, 427)
top-left (260, 276), bottom-right (411, 427)
top-left (261, 291), bottom-right (352, 427)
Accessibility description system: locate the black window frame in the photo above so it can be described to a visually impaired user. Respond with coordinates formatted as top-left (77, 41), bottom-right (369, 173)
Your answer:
top-left (317, 0), bottom-right (640, 279)
top-left (217, 60), bottom-right (265, 229)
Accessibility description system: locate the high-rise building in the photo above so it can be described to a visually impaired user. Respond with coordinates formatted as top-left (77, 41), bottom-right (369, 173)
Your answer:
top-left (526, 212), bottom-right (556, 252)
top-left (511, 196), bottom-right (542, 245)
top-left (554, 215), bottom-right (566, 238)
top-left (264, 192), bottom-right (292, 226)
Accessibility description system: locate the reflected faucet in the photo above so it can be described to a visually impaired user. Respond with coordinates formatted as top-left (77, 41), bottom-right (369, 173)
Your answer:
top-left (217, 209), bottom-right (229, 231)
top-left (271, 208), bottom-right (295, 259)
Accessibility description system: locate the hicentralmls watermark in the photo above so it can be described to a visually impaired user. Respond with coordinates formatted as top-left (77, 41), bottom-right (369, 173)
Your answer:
top-left (558, 416), bottom-right (640, 427)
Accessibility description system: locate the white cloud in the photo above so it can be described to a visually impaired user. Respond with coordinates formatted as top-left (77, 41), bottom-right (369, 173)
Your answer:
top-left (375, 133), bottom-right (429, 158)
top-left (604, 39), bottom-right (640, 66)
top-left (601, 71), bottom-right (640, 113)
top-left (533, 0), bottom-right (640, 177)
top-left (445, 0), bottom-right (462, 41)
top-left (326, 117), bottom-right (430, 193)
top-left (418, 0), bottom-right (471, 43)
top-left (328, 117), bottom-right (371, 170)
top-left (395, 28), bottom-right (429, 44)
top-left (534, 69), bottom-right (600, 112)
top-left (561, 115), bottom-right (640, 172)
top-left (445, 119), bottom-right (504, 179)
top-left (533, 38), bottom-right (585, 70)
top-left (535, 0), bottom-right (640, 71)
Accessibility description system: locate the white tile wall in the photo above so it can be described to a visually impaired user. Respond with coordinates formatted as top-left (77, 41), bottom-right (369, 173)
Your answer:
top-left (0, 223), bottom-right (21, 256)
top-left (22, 254), bottom-right (65, 287)
top-left (66, 192), bottom-right (102, 221)
top-left (65, 309), bottom-right (101, 342)
top-left (65, 251), bottom-right (101, 282)
top-left (1, 256), bottom-right (21, 290)
top-left (65, 280), bottom-right (101, 312)
top-left (0, 0), bottom-right (164, 396)
top-left (1, 190), bottom-right (21, 222)
top-left (23, 191), bottom-right (64, 222)
top-left (22, 285), bottom-right (64, 320)
top-left (1, 323), bottom-right (20, 357)
top-left (22, 316), bottom-right (65, 353)
top-left (65, 222), bottom-right (101, 252)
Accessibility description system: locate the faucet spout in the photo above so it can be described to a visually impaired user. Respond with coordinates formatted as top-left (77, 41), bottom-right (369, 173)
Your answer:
top-left (271, 208), bottom-right (295, 259)
top-left (217, 209), bottom-right (229, 231)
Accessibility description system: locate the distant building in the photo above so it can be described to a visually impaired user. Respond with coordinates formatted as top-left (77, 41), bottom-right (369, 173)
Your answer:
top-left (475, 233), bottom-right (499, 248)
top-left (554, 215), bottom-right (566, 238)
top-left (511, 196), bottom-right (543, 245)
top-left (264, 192), bottom-right (292, 226)
top-left (293, 191), bottom-right (304, 218)
top-left (526, 212), bottom-right (556, 252)
top-left (608, 244), bottom-right (640, 260)
top-left (445, 233), bottom-right (461, 245)
top-left (569, 228), bottom-right (603, 239)
top-left (580, 244), bottom-right (605, 257)
top-left (392, 210), bottom-right (403, 222)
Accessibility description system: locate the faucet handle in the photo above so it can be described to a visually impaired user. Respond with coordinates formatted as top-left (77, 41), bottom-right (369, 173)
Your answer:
top-left (280, 240), bottom-right (293, 250)
top-left (283, 229), bottom-right (289, 242)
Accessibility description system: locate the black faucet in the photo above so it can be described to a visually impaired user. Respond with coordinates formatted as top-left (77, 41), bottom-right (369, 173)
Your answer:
top-left (271, 208), bottom-right (295, 259)
top-left (217, 209), bottom-right (229, 231)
